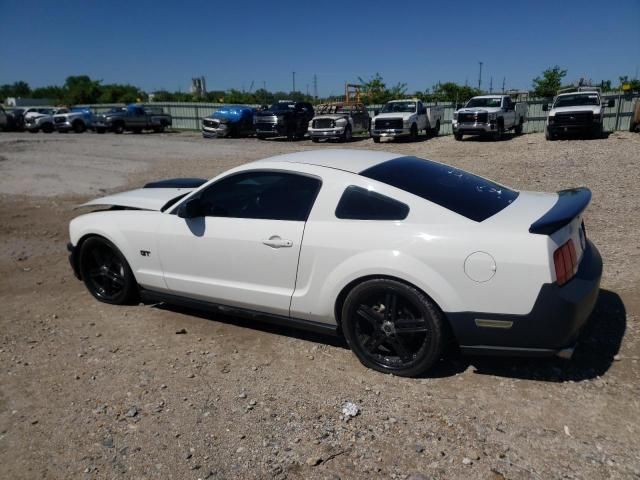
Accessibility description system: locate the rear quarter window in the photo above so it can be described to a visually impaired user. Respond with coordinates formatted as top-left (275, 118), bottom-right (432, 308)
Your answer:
top-left (336, 186), bottom-right (409, 220)
top-left (360, 156), bottom-right (518, 222)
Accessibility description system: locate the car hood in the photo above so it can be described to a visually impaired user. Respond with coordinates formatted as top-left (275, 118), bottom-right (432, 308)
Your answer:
top-left (374, 112), bottom-right (415, 120)
top-left (313, 114), bottom-right (349, 121)
top-left (456, 107), bottom-right (502, 114)
top-left (77, 187), bottom-right (196, 211)
top-left (549, 105), bottom-right (601, 116)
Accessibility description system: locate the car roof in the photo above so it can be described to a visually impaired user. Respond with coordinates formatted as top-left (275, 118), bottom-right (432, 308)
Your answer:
top-left (472, 95), bottom-right (505, 99)
top-left (252, 149), bottom-right (400, 174)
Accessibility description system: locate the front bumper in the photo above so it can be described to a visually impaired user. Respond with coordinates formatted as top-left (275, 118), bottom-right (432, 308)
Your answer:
top-left (448, 240), bottom-right (603, 357)
top-left (452, 121), bottom-right (496, 134)
top-left (202, 124), bottom-right (229, 138)
top-left (547, 122), bottom-right (601, 135)
top-left (255, 123), bottom-right (287, 137)
top-left (308, 127), bottom-right (345, 139)
top-left (371, 127), bottom-right (410, 138)
top-left (55, 120), bottom-right (73, 131)
top-left (67, 242), bottom-right (81, 279)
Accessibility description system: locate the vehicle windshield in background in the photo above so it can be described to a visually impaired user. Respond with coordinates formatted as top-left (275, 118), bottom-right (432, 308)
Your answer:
top-left (465, 97), bottom-right (502, 108)
top-left (380, 102), bottom-right (416, 113)
top-left (269, 103), bottom-right (295, 112)
top-left (316, 104), bottom-right (353, 114)
top-left (361, 156), bottom-right (519, 222)
top-left (554, 94), bottom-right (600, 108)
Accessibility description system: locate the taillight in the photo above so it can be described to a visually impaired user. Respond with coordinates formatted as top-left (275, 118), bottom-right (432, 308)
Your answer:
top-left (553, 239), bottom-right (578, 286)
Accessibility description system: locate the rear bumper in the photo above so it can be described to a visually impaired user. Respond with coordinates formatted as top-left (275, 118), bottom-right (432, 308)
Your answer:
top-left (448, 240), bottom-right (602, 357)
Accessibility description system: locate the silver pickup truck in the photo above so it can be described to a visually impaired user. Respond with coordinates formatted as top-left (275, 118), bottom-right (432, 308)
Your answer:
top-left (453, 95), bottom-right (527, 140)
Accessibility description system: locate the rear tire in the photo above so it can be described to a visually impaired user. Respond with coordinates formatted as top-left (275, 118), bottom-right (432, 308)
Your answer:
top-left (113, 122), bottom-right (125, 134)
top-left (514, 118), bottom-right (524, 135)
top-left (372, 136), bottom-right (380, 143)
top-left (409, 123), bottom-right (418, 141)
top-left (454, 132), bottom-right (463, 141)
top-left (341, 278), bottom-right (444, 377)
top-left (79, 236), bottom-right (138, 305)
top-left (73, 121), bottom-right (86, 133)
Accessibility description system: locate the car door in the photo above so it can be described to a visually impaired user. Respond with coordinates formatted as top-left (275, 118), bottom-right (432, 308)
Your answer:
top-left (502, 97), bottom-right (515, 127)
top-left (156, 170), bottom-right (322, 316)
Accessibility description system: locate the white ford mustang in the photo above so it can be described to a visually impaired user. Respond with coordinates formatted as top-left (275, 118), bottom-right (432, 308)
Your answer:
top-left (68, 150), bottom-right (602, 377)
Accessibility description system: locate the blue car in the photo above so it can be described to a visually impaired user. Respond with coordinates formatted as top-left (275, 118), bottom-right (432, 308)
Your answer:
top-left (202, 105), bottom-right (256, 138)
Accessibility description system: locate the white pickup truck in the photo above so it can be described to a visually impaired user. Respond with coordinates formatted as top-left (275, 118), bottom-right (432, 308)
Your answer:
top-left (370, 99), bottom-right (443, 142)
top-left (453, 95), bottom-right (527, 140)
top-left (543, 87), bottom-right (614, 140)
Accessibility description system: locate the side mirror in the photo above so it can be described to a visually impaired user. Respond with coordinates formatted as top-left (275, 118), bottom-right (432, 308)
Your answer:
top-left (542, 104), bottom-right (549, 111)
top-left (373, 109), bottom-right (380, 116)
top-left (607, 99), bottom-right (615, 108)
top-left (178, 197), bottom-right (203, 218)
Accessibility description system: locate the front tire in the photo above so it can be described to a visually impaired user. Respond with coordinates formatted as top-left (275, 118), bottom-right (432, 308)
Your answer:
top-left (454, 131), bottom-right (463, 141)
top-left (341, 125), bottom-right (352, 142)
top-left (372, 136), bottom-right (380, 143)
top-left (341, 279), bottom-right (444, 377)
top-left (73, 120), bottom-right (86, 133)
top-left (545, 127), bottom-right (555, 141)
top-left (79, 237), bottom-right (138, 305)
top-left (113, 122), bottom-right (125, 134)
top-left (409, 123), bottom-right (418, 141)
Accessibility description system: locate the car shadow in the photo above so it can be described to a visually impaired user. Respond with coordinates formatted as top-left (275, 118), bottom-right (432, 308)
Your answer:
top-left (150, 302), bottom-right (350, 350)
top-left (428, 289), bottom-right (626, 381)
top-left (457, 132), bottom-right (518, 142)
top-left (552, 131), bottom-right (612, 141)
top-left (148, 289), bottom-right (625, 382)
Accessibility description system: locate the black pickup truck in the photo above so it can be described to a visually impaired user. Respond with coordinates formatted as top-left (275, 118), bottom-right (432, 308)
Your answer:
top-left (254, 101), bottom-right (314, 140)
top-left (93, 104), bottom-right (172, 134)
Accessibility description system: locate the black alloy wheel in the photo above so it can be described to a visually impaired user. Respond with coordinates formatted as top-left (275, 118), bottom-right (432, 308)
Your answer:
top-left (342, 279), bottom-right (444, 377)
top-left (79, 237), bottom-right (138, 305)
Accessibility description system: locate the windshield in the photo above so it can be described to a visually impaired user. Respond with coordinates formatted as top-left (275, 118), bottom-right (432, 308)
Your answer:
top-left (269, 102), bottom-right (295, 112)
top-left (316, 104), bottom-right (353, 114)
top-left (381, 102), bottom-right (416, 113)
top-left (465, 97), bottom-right (502, 108)
top-left (361, 156), bottom-right (518, 222)
top-left (553, 94), bottom-right (600, 108)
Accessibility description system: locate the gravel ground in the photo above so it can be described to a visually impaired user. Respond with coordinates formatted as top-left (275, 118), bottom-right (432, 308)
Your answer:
top-left (1, 130), bottom-right (639, 479)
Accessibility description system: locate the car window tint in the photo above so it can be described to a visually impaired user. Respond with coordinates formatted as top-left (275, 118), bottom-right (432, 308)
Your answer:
top-left (336, 186), bottom-right (409, 220)
top-left (198, 171), bottom-right (321, 221)
top-left (360, 156), bottom-right (518, 222)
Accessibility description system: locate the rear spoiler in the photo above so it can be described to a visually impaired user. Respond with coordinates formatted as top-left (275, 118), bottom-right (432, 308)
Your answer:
top-left (529, 187), bottom-right (591, 235)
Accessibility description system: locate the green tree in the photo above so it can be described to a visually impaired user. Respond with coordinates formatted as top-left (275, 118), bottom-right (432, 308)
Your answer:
top-left (0, 81), bottom-right (32, 99)
top-left (426, 82), bottom-right (481, 103)
top-left (98, 83), bottom-right (145, 104)
top-left (63, 75), bottom-right (102, 104)
top-left (618, 76), bottom-right (640, 92)
top-left (31, 85), bottom-right (65, 102)
top-left (532, 66), bottom-right (567, 97)
top-left (357, 73), bottom-right (407, 104)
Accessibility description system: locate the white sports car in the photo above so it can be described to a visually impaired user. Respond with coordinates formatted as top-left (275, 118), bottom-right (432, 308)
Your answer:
top-left (68, 150), bottom-right (602, 377)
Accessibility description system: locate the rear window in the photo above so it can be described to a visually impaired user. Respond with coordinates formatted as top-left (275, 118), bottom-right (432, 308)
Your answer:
top-left (336, 186), bottom-right (409, 220)
top-left (360, 156), bottom-right (518, 222)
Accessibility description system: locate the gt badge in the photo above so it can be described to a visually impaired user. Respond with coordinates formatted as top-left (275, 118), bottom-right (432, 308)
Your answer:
top-left (140, 250), bottom-right (151, 257)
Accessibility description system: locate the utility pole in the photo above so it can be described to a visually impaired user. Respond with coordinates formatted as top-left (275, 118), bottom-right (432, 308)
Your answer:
top-left (478, 61), bottom-right (483, 90)
top-left (313, 74), bottom-right (318, 101)
top-left (292, 72), bottom-right (296, 94)
top-left (489, 77), bottom-right (493, 94)
top-left (502, 77), bottom-right (506, 93)
top-left (306, 84), bottom-right (309, 97)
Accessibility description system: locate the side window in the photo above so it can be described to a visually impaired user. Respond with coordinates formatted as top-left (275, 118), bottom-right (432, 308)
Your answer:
top-left (198, 171), bottom-right (321, 221)
top-left (335, 186), bottom-right (409, 220)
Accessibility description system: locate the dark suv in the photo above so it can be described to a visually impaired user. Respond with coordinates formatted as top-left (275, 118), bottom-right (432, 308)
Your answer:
top-left (255, 101), bottom-right (314, 140)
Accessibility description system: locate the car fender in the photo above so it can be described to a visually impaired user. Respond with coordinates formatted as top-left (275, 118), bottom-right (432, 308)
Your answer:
top-left (291, 249), bottom-right (461, 324)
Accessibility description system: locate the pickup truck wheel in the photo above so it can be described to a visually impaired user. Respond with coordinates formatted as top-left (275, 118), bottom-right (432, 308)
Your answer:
top-left (433, 120), bottom-right (440, 137)
top-left (113, 122), bottom-right (125, 134)
top-left (454, 132), bottom-right (463, 141)
top-left (409, 124), bottom-right (418, 141)
top-left (79, 236), bottom-right (138, 306)
top-left (514, 119), bottom-right (524, 135)
top-left (372, 136), bottom-right (380, 143)
top-left (73, 121), bottom-right (86, 134)
top-left (341, 278), bottom-right (444, 377)
top-left (594, 124), bottom-right (604, 139)
top-left (28, 129), bottom-right (39, 134)
top-left (342, 125), bottom-right (352, 142)
top-left (630, 121), bottom-right (637, 133)
top-left (311, 137), bottom-right (320, 143)
top-left (42, 123), bottom-right (54, 133)
top-left (493, 123), bottom-right (504, 141)
top-left (545, 127), bottom-right (555, 141)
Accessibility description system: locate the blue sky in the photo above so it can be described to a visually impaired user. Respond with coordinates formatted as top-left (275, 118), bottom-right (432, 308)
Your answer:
top-left (1, 0), bottom-right (638, 96)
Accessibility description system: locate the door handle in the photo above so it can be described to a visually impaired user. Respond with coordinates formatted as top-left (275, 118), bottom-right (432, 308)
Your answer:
top-left (262, 235), bottom-right (293, 248)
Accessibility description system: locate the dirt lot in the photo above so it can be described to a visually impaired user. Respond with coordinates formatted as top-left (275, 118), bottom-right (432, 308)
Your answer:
top-left (1, 130), bottom-right (639, 480)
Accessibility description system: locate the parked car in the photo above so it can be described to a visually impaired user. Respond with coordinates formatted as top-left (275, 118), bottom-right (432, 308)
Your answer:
top-left (67, 150), bottom-right (601, 377)
top-left (307, 102), bottom-right (370, 142)
top-left (3, 107), bottom-right (26, 131)
top-left (0, 106), bottom-right (7, 131)
top-left (25, 108), bottom-right (69, 133)
top-left (629, 98), bottom-right (639, 133)
top-left (371, 99), bottom-right (443, 142)
top-left (201, 105), bottom-right (256, 138)
top-left (453, 95), bottom-right (527, 140)
top-left (93, 104), bottom-right (172, 134)
top-left (543, 87), bottom-right (614, 140)
top-left (254, 100), bottom-right (314, 140)
top-left (53, 107), bottom-right (94, 133)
